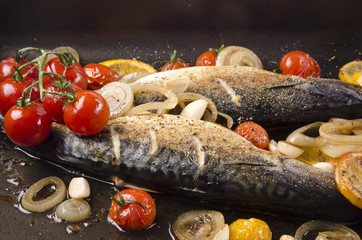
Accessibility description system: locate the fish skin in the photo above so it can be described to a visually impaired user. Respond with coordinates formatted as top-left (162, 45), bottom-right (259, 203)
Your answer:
top-left (16, 114), bottom-right (362, 222)
top-left (133, 66), bottom-right (362, 128)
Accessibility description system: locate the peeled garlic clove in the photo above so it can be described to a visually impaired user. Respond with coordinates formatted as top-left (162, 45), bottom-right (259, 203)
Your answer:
top-left (180, 99), bottom-right (208, 120)
top-left (278, 141), bottom-right (304, 159)
top-left (68, 177), bottom-right (90, 199)
top-left (313, 162), bottom-right (335, 174)
top-left (164, 77), bottom-right (190, 94)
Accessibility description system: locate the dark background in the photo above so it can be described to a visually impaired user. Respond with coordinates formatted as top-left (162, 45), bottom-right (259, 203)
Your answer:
top-left (0, 0), bottom-right (361, 77)
top-left (0, 1), bottom-right (361, 239)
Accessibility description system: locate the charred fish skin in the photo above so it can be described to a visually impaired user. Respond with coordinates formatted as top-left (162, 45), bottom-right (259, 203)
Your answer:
top-left (134, 66), bottom-right (362, 128)
top-left (22, 114), bottom-right (362, 222)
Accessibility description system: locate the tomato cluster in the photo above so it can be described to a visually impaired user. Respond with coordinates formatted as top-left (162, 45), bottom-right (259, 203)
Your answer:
top-left (0, 49), bottom-right (115, 147)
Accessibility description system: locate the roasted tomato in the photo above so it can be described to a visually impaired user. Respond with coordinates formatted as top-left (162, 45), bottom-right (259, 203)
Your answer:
top-left (63, 90), bottom-right (110, 136)
top-left (280, 51), bottom-right (321, 78)
top-left (44, 57), bottom-right (88, 89)
top-left (161, 49), bottom-right (189, 71)
top-left (196, 50), bottom-right (217, 66)
top-left (4, 102), bottom-right (52, 147)
top-left (109, 188), bottom-right (156, 231)
top-left (234, 122), bottom-right (269, 149)
top-left (42, 83), bottom-right (83, 123)
top-left (83, 63), bottom-right (121, 90)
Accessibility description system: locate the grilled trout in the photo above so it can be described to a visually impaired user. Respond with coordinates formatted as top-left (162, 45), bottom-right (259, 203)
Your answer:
top-left (13, 114), bottom-right (361, 222)
top-left (133, 66), bottom-right (362, 128)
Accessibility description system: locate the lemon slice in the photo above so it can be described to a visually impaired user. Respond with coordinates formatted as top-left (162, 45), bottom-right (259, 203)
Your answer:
top-left (100, 59), bottom-right (157, 80)
top-left (339, 60), bottom-right (362, 85)
top-left (335, 152), bottom-right (362, 209)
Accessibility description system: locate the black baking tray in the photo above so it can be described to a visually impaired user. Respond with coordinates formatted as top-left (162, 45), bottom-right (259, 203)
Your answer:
top-left (1, 0), bottom-right (361, 239)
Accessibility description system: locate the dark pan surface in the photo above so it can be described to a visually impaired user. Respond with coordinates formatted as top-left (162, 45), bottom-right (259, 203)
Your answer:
top-left (1, 0), bottom-right (362, 239)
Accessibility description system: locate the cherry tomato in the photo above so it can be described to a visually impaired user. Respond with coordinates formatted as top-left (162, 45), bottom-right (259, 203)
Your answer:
top-left (161, 49), bottom-right (189, 71)
top-left (280, 51), bottom-right (321, 78)
top-left (63, 90), bottom-right (110, 136)
top-left (0, 78), bottom-right (39, 115)
top-left (109, 188), bottom-right (156, 230)
top-left (4, 102), bottom-right (52, 147)
top-left (83, 63), bottom-right (121, 90)
top-left (42, 83), bottom-right (83, 123)
top-left (196, 50), bottom-right (217, 66)
top-left (161, 59), bottom-right (189, 71)
top-left (0, 57), bottom-right (38, 83)
top-left (234, 122), bottom-right (269, 149)
top-left (44, 57), bottom-right (88, 89)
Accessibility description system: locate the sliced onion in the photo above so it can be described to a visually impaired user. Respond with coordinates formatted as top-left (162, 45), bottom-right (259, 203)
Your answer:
top-left (286, 122), bottom-right (325, 147)
top-left (55, 199), bottom-right (91, 222)
top-left (163, 77), bottom-right (190, 94)
top-left (320, 143), bottom-right (362, 158)
top-left (278, 141), bottom-right (304, 159)
top-left (215, 46), bottom-right (263, 69)
top-left (21, 176), bottom-right (66, 212)
top-left (172, 210), bottom-right (227, 240)
top-left (319, 119), bottom-right (362, 144)
top-left (216, 111), bottom-right (234, 129)
top-left (120, 71), bottom-right (153, 83)
top-left (125, 83), bottom-right (178, 115)
top-left (294, 220), bottom-right (360, 240)
top-left (33, 46), bottom-right (80, 64)
top-left (96, 82), bottom-right (133, 118)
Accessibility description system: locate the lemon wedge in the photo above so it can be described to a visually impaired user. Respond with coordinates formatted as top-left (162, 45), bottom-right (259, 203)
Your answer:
top-left (339, 60), bottom-right (362, 85)
top-left (100, 59), bottom-right (157, 81)
top-left (335, 151), bottom-right (362, 209)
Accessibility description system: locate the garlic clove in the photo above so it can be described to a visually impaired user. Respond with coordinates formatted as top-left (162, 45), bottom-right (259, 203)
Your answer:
top-left (180, 99), bottom-right (208, 120)
top-left (68, 177), bottom-right (91, 199)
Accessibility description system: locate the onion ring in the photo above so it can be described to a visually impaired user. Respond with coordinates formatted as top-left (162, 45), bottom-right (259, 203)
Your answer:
top-left (125, 83), bottom-right (178, 115)
top-left (21, 176), bottom-right (66, 212)
top-left (319, 119), bottom-right (362, 144)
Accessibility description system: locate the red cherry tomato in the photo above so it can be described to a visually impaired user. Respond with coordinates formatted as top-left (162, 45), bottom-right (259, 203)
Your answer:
top-left (4, 102), bottom-right (52, 147)
top-left (280, 51), bottom-right (321, 78)
top-left (42, 83), bottom-right (83, 123)
top-left (196, 50), bottom-right (217, 66)
top-left (83, 63), bottom-right (121, 90)
top-left (234, 122), bottom-right (269, 149)
top-left (44, 57), bottom-right (88, 89)
top-left (0, 57), bottom-right (38, 83)
top-left (109, 188), bottom-right (156, 230)
top-left (0, 78), bottom-right (39, 115)
top-left (161, 49), bottom-right (189, 71)
top-left (161, 59), bottom-right (189, 71)
top-left (63, 90), bottom-right (110, 136)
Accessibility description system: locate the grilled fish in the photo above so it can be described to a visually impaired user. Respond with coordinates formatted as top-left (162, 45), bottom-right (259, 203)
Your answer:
top-left (133, 66), bottom-right (362, 129)
top-left (11, 114), bottom-right (361, 222)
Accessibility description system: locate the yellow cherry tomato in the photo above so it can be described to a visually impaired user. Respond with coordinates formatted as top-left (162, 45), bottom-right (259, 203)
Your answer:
top-left (229, 218), bottom-right (272, 240)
